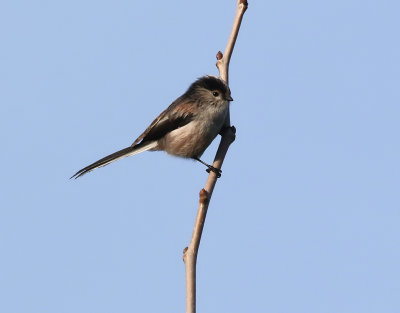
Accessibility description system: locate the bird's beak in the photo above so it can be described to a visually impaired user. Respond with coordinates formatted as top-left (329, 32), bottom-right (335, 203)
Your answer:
top-left (226, 95), bottom-right (233, 101)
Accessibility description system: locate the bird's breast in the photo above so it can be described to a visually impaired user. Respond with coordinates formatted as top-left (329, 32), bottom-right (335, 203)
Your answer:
top-left (160, 105), bottom-right (228, 158)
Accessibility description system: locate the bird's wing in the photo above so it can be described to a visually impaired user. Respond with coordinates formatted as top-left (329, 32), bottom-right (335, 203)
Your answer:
top-left (131, 99), bottom-right (198, 146)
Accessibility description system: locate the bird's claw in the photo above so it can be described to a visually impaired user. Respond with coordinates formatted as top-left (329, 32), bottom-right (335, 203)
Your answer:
top-left (206, 166), bottom-right (222, 178)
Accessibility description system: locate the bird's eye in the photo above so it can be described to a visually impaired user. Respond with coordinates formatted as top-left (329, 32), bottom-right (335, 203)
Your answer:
top-left (212, 91), bottom-right (219, 97)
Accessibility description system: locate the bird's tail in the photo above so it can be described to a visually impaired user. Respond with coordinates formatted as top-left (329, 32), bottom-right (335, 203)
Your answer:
top-left (71, 141), bottom-right (158, 179)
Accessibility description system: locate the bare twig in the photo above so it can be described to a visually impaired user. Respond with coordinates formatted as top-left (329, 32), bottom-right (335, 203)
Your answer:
top-left (217, 0), bottom-right (248, 84)
top-left (183, 1), bottom-right (248, 313)
top-left (182, 189), bottom-right (209, 313)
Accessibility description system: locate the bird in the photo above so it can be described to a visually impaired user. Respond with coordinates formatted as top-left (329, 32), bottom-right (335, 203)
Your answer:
top-left (71, 75), bottom-right (233, 179)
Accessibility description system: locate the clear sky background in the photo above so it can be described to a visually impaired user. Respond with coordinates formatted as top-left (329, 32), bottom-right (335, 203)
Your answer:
top-left (1, 0), bottom-right (399, 312)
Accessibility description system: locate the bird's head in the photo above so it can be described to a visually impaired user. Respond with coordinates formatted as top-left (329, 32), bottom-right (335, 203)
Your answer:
top-left (187, 75), bottom-right (233, 105)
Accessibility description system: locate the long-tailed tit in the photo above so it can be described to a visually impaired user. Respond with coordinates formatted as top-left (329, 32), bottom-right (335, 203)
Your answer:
top-left (71, 75), bottom-right (233, 179)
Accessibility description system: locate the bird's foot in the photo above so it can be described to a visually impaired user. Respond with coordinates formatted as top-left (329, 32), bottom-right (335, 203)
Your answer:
top-left (206, 166), bottom-right (222, 178)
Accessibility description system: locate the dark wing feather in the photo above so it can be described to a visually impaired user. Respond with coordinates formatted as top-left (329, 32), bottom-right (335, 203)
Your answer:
top-left (131, 98), bottom-right (198, 146)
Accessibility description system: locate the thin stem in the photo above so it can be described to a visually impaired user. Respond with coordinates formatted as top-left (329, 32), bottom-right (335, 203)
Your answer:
top-left (183, 1), bottom-right (247, 313)
top-left (217, 0), bottom-right (249, 84)
top-left (183, 189), bottom-right (209, 313)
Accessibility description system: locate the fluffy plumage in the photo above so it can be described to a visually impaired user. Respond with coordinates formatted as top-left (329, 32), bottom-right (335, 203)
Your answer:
top-left (71, 76), bottom-right (232, 179)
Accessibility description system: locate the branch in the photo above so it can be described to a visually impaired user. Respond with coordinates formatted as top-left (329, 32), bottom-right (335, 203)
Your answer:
top-left (183, 1), bottom-right (248, 313)
top-left (217, 0), bottom-right (248, 85)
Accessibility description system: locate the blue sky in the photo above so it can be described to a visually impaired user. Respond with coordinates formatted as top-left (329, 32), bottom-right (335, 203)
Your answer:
top-left (1, 0), bottom-right (399, 312)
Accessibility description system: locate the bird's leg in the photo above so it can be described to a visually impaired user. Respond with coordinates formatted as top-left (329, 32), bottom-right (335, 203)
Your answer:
top-left (194, 157), bottom-right (222, 178)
